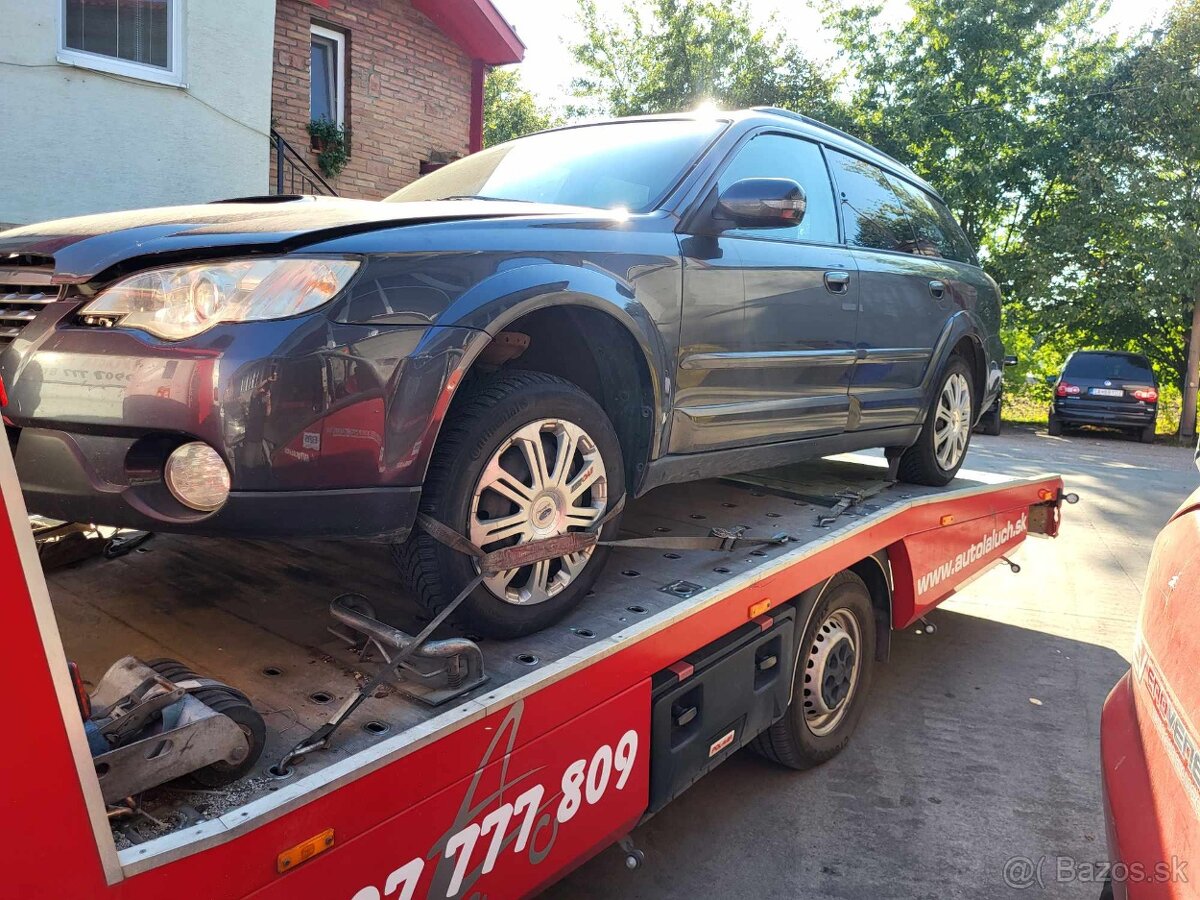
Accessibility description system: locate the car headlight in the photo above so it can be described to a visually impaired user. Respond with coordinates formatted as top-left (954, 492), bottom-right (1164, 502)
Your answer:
top-left (80, 257), bottom-right (360, 340)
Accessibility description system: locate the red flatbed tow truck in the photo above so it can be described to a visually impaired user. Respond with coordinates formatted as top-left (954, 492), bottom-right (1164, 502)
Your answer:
top-left (1, 433), bottom-right (1066, 900)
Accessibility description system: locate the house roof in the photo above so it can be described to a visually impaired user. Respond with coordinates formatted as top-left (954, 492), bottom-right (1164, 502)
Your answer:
top-left (305, 0), bottom-right (524, 65)
top-left (411, 0), bottom-right (525, 65)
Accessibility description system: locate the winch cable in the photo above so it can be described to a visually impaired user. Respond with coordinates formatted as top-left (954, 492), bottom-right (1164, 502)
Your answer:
top-left (276, 492), bottom-right (795, 771)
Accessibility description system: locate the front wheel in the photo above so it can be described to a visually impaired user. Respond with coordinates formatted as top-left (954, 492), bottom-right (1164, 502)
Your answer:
top-left (896, 355), bottom-right (975, 486)
top-left (752, 571), bottom-right (876, 769)
top-left (395, 371), bottom-right (625, 639)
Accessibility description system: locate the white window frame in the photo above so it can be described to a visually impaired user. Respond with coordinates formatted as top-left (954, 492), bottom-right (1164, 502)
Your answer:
top-left (310, 24), bottom-right (346, 128)
top-left (57, 0), bottom-right (186, 88)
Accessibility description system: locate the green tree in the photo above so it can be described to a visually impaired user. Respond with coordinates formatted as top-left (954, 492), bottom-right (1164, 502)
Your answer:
top-left (483, 67), bottom-right (559, 147)
top-left (824, 0), bottom-right (1122, 251)
top-left (997, 0), bottom-right (1200, 429)
top-left (571, 0), bottom-right (843, 121)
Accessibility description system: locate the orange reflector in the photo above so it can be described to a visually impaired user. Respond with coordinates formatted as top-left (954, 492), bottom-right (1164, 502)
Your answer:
top-left (748, 598), bottom-right (772, 618)
top-left (1038, 488), bottom-right (1055, 501)
top-left (940, 514), bottom-right (955, 526)
top-left (278, 829), bottom-right (334, 874)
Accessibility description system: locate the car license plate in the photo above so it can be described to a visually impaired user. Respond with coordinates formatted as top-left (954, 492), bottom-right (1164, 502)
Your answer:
top-left (1091, 388), bottom-right (1124, 397)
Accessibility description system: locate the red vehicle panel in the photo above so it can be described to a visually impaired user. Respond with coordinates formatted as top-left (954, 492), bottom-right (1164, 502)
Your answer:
top-left (1102, 486), bottom-right (1200, 898)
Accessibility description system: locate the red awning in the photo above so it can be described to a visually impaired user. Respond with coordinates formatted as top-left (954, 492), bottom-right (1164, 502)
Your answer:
top-left (412, 0), bottom-right (524, 65)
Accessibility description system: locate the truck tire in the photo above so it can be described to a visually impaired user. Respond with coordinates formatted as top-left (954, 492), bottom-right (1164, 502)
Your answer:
top-left (1047, 410), bottom-right (1063, 436)
top-left (395, 371), bottom-right (625, 639)
top-left (896, 355), bottom-right (974, 486)
top-left (752, 571), bottom-right (876, 769)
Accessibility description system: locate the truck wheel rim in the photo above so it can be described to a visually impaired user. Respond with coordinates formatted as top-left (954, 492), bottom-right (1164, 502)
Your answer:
top-left (934, 372), bottom-right (972, 470)
top-left (802, 608), bottom-right (861, 736)
top-left (469, 418), bottom-right (608, 606)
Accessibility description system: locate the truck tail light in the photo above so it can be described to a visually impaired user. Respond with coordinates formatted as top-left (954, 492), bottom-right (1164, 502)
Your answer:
top-left (1055, 382), bottom-right (1081, 397)
top-left (1132, 387), bottom-right (1158, 402)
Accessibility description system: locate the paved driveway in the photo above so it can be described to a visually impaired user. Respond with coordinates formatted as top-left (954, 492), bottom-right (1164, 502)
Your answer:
top-left (547, 426), bottom-right (1197, 899)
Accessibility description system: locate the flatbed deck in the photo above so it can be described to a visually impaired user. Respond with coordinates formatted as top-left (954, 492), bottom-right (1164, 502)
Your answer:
top-left (41, 452), bottom-right (1037, 867)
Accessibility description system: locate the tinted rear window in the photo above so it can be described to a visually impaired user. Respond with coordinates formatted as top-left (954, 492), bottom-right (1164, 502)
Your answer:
top-left (825, 150), bottom-right (913, 253)
top-left (1064, 353), bottom-right (1154, 382)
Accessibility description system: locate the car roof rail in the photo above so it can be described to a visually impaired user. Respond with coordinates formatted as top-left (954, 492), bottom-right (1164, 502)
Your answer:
top-left (751, 105), bottom-right (924, 183)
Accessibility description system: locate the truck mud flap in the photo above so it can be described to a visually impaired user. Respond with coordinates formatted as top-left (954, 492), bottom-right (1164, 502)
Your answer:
top-left (648, 609), bottom-right (795, 812)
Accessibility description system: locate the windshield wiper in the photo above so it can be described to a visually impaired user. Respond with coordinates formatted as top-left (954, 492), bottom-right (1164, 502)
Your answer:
top-left (438, 195), bottom-right (535, 203)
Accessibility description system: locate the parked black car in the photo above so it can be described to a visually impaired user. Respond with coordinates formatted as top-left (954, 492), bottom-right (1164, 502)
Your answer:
top-left (1048, 350), bottom-right (1158, 442)
top-left (0, 109), bottom-right (1002, 636)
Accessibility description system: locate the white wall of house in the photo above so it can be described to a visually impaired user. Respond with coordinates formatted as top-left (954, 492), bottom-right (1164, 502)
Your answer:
top-left (0, 0), bottom-right (276, 227)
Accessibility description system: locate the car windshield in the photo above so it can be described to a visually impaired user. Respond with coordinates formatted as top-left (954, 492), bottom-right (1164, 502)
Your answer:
top-left (1064, 353), bottom-right (1154, 382)
top-left (385, 119), bottom-right (725, 212)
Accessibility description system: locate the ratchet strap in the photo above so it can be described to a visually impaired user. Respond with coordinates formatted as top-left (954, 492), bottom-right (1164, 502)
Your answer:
top-left (277, 494), bottom-right (788, 771)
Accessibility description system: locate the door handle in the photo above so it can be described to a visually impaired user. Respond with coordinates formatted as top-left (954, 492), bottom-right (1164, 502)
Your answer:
top-left (928, 279), bottom-right (946, 299)
top-left (824, 271), bottom-right (850, 294)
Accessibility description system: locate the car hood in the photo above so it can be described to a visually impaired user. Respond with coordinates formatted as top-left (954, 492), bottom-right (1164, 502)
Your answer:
top-left (0, 195), bottom-right (611, 283)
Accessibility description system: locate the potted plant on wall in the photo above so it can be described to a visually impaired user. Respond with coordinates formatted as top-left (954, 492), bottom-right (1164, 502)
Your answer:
top-left (306, 119), bottom-right (350, 179)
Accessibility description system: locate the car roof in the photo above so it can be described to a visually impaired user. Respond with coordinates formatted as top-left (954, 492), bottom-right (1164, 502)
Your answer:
top-left (1068, 350), bottom-right (1150, 360)
top-left (543, 108), bottom-right (940, 200)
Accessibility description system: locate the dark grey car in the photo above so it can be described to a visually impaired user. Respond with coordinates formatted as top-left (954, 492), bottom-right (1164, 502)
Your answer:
top-left (0, 108), bottom-right (1001, 635)
top-left (1049, 350), bottom-right (1158, 442)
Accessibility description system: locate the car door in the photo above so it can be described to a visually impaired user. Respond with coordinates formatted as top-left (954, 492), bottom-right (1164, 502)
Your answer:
top-left (672, 132), bottom-right (858, 454)
top-left (825, 150), bottom-right (957, 429)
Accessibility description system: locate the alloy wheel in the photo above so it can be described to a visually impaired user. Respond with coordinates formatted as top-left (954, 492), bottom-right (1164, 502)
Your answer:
top-left (469, 418), bottom-right (608, 605)
top-left (933, 372), bottom-right (972, 470)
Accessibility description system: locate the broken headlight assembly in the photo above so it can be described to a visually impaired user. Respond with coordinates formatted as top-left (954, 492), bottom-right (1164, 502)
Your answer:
top-left (79, 257), bottom-right (361, 340)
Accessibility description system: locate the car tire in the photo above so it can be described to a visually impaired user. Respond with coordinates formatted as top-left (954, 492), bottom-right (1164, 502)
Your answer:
top-left (1047, 410), bottom-right (1063, 436)
top-left (394, 371), bottom-right (625, 639)
top-left (978, 399), bottom-right (1001, 436)
top-left (1140, 424), bottom-right (1156, 444)
top-left (752, 571), bottom-right (876, 770)
top-left (896, 354), bottom-right (975, 486)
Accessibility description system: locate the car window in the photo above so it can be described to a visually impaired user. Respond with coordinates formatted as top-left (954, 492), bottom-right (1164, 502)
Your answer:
top-left (929, 196), bottom-right (977, 264)
top-left (886, 175), bottom-right (977, 263)
top-left (826, 150), bottom-right (915, 253)
top-left (715, 134), bottom-right (838, 243)
top-left (385, 119), bottom-right (725, 213)
top-left (1064, 353), bottom-right (1155, 382)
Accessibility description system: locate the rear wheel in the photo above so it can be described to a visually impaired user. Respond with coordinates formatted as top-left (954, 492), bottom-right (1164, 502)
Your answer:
top-left (395, 371), bottom-right (625, 639)
top-left (1139, 424), bottom-right (1156, 444)
top-left (978, 398), bottom-right (1001, 436)
top-left (1047, 410), bottom-right (1063, 436)
top-left (752, 571), bottom-right (876, 769)
top-left (897, 355), bottom-right (974, 486)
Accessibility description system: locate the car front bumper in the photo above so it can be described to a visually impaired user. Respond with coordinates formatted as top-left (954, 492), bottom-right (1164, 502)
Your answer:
top-left (1, 304), bottom-right (488, 539)
top-left (11, 425), bottom-right (423, 540)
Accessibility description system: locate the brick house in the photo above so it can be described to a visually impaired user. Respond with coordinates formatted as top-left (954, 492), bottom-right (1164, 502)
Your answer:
top-left (271, 0), bottom-right (524, 199)
top-left (0, 0), bottom-right (521, 227)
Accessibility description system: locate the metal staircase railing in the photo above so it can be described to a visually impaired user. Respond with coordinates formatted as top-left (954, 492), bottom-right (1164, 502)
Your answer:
top-left (270, 128), bottom-right (338, 196)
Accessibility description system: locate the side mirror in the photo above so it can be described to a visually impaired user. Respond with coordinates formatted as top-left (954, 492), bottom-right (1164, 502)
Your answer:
top-left (717, 178), bottom-right (806, 229)
top-left (1045, 374), bottom-right (1056, 385)
top-left (1004, 355), bottom-right (1018, 367)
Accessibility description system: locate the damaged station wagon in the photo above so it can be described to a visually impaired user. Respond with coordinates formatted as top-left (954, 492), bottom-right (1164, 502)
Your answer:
top-left (0, 108), bottom-right (1002, 636)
